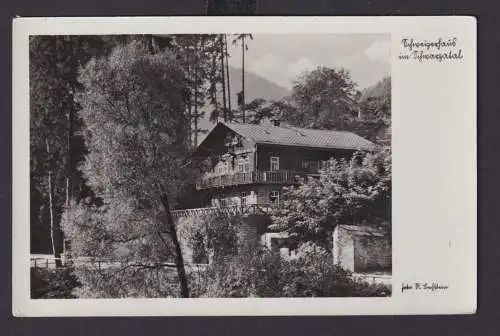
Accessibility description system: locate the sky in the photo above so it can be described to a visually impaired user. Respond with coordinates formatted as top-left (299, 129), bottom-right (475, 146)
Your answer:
top-left (226, 34), bottom-right (391, 90)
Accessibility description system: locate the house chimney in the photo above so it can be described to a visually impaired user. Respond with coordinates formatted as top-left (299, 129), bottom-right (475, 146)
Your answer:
top-left (272, 119), bottom-right (280, 127)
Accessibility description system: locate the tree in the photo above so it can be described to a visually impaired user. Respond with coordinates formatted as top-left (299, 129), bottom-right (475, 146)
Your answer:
top-left (233, 98), bottom-right (266, 124)
top-left (232, 98), bottom-right (296, 125)
top-left (30, 38), bottom-right (67, 261)
top-left (165, 35), bottom-right (227, 142)
top-left (270, 148), bottom-right (391, 247)
top-left (220, 35), bottom-right (228, 122)
top-left (178, 211), bottom-right (240, 264)
top-left (350, 76), bottom-right (392, 143)
top-left (64, 42), bottom-right (202, 297)
top-left (283, 67), bottom-right (359, 130)
top-left (358, 76), bottom-right (391, 121)
top-left (30, 35), bottom-right (122, 258)
top-left (224, 34), bottom-right (232, 116)
top-left (232, 33), bottom-right (253, 123)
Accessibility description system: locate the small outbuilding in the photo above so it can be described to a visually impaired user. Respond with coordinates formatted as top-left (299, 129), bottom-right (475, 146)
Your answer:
top-left (332, 225), bottom-right (391, 273)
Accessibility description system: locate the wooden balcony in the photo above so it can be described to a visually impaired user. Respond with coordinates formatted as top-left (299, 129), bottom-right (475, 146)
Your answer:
top-left (196, 170), bottom-right (306, 190)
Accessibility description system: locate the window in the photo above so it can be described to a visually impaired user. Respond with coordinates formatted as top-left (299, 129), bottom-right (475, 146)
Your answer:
top-left (216, 161), bottom-right (229, 175)
top-left (301, 160), bottom-right (310, 169)
top-left (270, 157), bottom-right (280, 171)
top-left (269, 190), bottom-right (280, 204)
top-left (240, 191), bottom-right (249, 206)
top-left (237, 156), bottom-right (251, 172)
top-left (301, 159), bottom-right (321, 171)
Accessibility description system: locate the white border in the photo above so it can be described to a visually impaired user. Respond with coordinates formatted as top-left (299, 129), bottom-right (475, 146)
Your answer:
top-left (13, 16), bottom-right (477, 316)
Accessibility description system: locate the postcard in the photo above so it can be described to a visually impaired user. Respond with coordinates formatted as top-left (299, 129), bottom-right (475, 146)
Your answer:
top-left (12, 16), bottom-right (476, 316)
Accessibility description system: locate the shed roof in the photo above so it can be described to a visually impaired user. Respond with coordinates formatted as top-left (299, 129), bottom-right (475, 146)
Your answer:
top-left (221, 122), bottom-right (375, 151)
top-left (337, 225), bottom-right (388, 237)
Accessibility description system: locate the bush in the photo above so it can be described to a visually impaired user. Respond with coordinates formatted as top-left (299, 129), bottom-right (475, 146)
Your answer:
top-left (178, 211), bottom-right (241, 264)
top-left (195, 243), bottom-right (391, 298)
top-left (72, 265), bottom-right (180, 298)
top-left (270, 148), bottom-right (391, 246)
top-left (38, 244), bottom-right (389, 298)
top-left (31, 267), bottom-right (81, 299)
top-left (197, 248), bottom-right (282, 298)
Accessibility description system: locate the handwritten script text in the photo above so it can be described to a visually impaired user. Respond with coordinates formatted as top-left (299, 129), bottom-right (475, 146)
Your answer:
top-left (399, 37), bottom-right (464, 63)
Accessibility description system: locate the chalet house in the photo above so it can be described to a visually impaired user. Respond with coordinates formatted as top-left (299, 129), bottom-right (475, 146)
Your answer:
top-left (174, 121), bottom-right (381, 262)
top-left (193, 121), bottom-right (376, 210)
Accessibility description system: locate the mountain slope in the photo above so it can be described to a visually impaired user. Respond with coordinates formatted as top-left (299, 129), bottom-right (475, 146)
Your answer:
top-left (197, 67), bottom-right (290, 141)
top-left (226, 66), bottom-right (290, 107)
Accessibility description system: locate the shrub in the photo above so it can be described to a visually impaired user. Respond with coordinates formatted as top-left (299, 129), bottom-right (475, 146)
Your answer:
top-left (72, 265), bottom-right (180, 298)
top-left (199, 247), bottom-right (283, 298)
top-left (178, 211), bottom-right (241, 264)
top-left (30, 267), bottom-right (81, 299)
top-left (271, 148), bottom-right (391, 247)
top-left (195, 243), bottom-right (391, 298)
top-left (281, 243), bottom-right (390, 297)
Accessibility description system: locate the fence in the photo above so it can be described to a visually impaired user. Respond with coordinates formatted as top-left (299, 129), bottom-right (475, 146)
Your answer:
top-left (31, 255), bottom-right (68, 269)
top-left (30, 255), bottom-right (209, 272)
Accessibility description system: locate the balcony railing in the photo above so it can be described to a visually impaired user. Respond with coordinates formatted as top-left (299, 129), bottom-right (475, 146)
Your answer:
top-left (196, 170), bottom-right (308, 190)
top-left (171, 204), bottom-right (274, 220)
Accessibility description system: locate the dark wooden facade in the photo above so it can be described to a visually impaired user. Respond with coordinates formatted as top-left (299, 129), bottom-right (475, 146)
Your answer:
top-left (194, 123), bottom-right (364, 208)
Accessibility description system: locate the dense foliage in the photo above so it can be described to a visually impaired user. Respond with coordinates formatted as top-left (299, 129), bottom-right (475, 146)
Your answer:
top-left (229, 69), bottom-right (391, 145)
top-left (29, 36), bottom-right (118, 257)
top-left (196, 243), bottom-right (390, 298)
top-left (283, 67), bottom-right (360, 130)
top-left (62, 42), bottom-right (203, 297)
top-left (30, 34), bottom-right (231, 256)
top-left (68, 241), bottom-right (390, 298)
top-left (72, 265), bottom-right (180, 298)
top-left (271, 148), bottom-right (391, 246)
top-left (33, 34), bottom-right (392, 299)
top-left (178, 211), bottom-right (241, 264)
top-left (31, 267), bottom-right (81, 299)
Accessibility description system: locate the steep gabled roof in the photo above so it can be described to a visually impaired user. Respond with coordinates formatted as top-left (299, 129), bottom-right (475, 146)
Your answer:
top-left (222, 122), bottom-right (375, 151)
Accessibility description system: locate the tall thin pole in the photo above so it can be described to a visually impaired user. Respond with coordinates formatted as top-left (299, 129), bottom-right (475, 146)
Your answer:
top-left (241, 35), bottom-right (245, 123)
top-left (221, 36), bottom-right (227, 122)
top-left (224, 35), bottom-right (232, 117)
top-left (194, 37), bottom-right (199, 146)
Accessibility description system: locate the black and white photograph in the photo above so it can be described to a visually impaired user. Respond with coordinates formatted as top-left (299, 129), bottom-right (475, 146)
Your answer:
top-left (13, 16), bottom-right (476, 316)
top-left (29, 33), bottom-right (392, 299)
